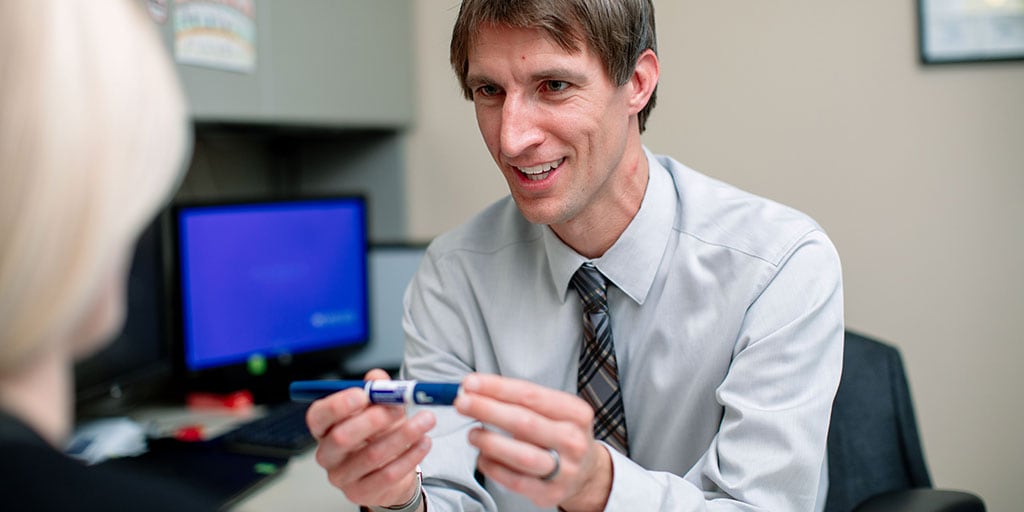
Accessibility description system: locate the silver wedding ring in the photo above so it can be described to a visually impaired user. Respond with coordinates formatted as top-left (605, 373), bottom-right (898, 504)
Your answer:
top-left (540, 448), bottom-right (561, 481)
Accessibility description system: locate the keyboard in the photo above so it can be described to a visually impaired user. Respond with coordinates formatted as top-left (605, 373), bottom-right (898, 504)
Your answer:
top-left (217, 401), bottom-right (315, 457)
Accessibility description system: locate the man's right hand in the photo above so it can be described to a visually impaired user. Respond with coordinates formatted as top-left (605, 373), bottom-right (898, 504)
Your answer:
top-left (305, 368), bottom-right (436, 509)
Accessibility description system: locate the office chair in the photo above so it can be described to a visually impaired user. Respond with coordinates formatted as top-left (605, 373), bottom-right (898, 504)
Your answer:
top-left (825, 330), bottom-right (985, 512)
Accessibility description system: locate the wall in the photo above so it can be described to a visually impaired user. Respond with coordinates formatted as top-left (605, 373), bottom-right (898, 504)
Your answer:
top-left (159, 0), bottom-right (414, 242)
top-left (406, 1), bottom-right (1024, 510)
top-left (177, 127), bottom-right (408, 242)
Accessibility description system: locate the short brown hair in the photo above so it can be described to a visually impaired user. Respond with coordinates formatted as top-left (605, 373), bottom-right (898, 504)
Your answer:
top-left (450, 0), bottom-right (658, 132)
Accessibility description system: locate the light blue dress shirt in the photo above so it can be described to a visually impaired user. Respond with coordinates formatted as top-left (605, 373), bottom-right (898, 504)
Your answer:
top-left (401, 149), bottom-right (844, 511)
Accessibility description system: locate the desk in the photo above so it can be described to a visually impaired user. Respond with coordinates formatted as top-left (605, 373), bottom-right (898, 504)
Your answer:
top-left (128, 406), bottom-right (360, 512)
top-left (232, 449), bottom-right (360, 512)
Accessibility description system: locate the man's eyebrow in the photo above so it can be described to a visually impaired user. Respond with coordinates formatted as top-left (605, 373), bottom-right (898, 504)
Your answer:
top-left (465, 73), bottom-right (493, 88)
top-left (530, 67), bottom-right (588, 83)
top-left (466, 67), bottom-right (589, 88)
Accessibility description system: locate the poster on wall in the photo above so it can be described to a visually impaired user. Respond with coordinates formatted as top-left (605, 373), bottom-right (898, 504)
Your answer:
top-left (174, 0), bottom-right (256, 73)
top-left (919, 0), bottom-right (1024, 63)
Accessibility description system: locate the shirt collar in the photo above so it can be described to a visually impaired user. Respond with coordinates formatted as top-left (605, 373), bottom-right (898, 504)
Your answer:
top-left (543, 148), bottom-right (676, 305)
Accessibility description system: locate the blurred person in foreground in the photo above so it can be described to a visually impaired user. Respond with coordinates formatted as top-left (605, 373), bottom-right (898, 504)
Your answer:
top-left (0, 1), bottom-right (215, 510)
top-left (307, 1), bottom-right (844, 511)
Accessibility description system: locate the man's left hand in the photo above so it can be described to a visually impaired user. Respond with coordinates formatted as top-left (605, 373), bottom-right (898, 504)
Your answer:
top-left (454, 373), bottom-right (612, 511)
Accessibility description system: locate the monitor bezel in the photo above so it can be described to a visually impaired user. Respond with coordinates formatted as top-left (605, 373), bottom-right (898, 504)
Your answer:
top-left (339, 240), bottom-right (430, 377)
top-left (74, 214), bottom-right (175, 417)
top-left (169, 194), bottom-right (371, 403)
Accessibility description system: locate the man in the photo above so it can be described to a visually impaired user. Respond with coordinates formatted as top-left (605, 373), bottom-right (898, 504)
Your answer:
top-left (306, 1), bottom-right (843, 511)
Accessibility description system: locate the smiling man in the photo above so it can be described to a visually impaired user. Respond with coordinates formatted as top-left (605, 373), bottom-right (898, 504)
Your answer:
top-left (306, 1), bottom-right (844, 511)
top-left (465, 22), bottom-right (651, 258)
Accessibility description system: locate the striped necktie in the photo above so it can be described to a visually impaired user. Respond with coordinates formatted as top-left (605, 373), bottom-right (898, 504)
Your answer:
top-left (570, 263), bottom-right (629, 456)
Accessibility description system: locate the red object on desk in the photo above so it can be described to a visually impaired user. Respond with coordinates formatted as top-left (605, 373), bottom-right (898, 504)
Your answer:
top-left (173, 425), bottom-right (205, 442)
top-left (186, 390), bottom-right (255, 411)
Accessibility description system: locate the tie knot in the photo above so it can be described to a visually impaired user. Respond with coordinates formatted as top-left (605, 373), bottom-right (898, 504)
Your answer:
top-left (570, 263), bottom-right (607, 314)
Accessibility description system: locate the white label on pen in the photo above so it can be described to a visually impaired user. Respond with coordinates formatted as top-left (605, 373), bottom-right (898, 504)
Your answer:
top-left (367, 380), bottom-right (415, 404)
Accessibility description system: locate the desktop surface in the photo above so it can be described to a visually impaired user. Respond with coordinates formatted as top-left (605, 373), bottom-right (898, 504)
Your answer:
top-left (100, 438), bottom-right (290, 510)
top-left (231, 450), bottom-right (360, 512)
top-left (100, 440), bottom-right (361, 512)
top-left (97, 405), bottom-right (360, 512)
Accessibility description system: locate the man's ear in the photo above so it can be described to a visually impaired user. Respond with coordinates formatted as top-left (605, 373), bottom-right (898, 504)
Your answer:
top-left (627, 49), bottom-right (659, 116)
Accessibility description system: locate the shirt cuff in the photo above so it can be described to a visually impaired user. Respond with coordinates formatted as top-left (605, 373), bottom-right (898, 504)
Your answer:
top-left (602, 443), bottom-right (705, 511)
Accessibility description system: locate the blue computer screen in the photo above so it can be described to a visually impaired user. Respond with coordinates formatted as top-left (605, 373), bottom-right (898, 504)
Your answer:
top-left (176, 197), bottom-right (368, 372)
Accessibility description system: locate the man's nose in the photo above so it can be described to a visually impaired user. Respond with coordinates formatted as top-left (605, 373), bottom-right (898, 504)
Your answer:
top-left (500, 95), bottom-right (544, 158)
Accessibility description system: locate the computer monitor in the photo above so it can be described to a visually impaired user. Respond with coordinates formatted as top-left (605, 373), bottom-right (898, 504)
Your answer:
top-left (74, 217), bottom-right (171, 416)
top-left (171, 196), bottom-right (369, 402)
top-left (342, 243), bottom-right (427, 376)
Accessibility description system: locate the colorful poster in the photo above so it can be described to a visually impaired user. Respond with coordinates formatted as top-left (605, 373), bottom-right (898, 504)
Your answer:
top-left (174, 0), bottom-right (256, 73)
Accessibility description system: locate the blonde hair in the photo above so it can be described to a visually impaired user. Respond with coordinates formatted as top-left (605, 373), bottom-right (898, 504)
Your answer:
top-left (0, 0), bottom-right (190, 372)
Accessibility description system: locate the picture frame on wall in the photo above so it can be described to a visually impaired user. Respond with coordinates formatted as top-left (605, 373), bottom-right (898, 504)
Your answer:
top-left (918, 0), bottom-right (1024, 64)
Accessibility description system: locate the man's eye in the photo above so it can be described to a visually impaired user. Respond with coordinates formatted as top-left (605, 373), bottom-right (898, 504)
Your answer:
top-left (545, 80), bottom-right (569, 92)
top-left (475, 85), bottom-right (500, 97)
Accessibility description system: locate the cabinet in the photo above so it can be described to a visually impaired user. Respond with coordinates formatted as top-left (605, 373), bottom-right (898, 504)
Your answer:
top-left (152, 0), bottom-right (413, 128)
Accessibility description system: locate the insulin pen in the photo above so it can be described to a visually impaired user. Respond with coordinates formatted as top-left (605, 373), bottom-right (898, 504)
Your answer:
top-left (289, 380), bottom-right (461, 406)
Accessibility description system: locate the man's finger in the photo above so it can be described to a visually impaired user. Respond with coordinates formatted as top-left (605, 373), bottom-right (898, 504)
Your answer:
top-left (364, 368), bottom-right (391, 381)
top-left (313, 404), bottom-right (406, 468)
top-left (339, 437), bottom-right (432, 506)
top-left (468, 426), bottom-right (560, 478)
top-left (459, 373), bottom-right (593, 424)
top-left (336, 410), bottom-right (436, 482)
top-left (306, 368), bottom-right (395, 439)
top-left (306, 389), bottom-right (371, 439)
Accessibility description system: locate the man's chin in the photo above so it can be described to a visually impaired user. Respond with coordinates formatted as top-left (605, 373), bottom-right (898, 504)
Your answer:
top-left (512, 199), bottom-right (570, 227)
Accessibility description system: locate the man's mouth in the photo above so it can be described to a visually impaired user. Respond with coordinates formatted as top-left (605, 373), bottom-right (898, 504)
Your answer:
top-left (515, 158), bottom-right (565, 181)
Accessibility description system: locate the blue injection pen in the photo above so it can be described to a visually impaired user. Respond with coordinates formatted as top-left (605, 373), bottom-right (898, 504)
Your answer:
top-left (290, 380), bottom-right (461, 406)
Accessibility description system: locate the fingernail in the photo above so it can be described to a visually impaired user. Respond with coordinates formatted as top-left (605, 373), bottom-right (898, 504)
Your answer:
top-left (463, 374), bottom-right (479, 391)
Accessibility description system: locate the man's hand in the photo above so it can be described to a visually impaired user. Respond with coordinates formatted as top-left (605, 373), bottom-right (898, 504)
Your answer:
top-left (306, 369), bottom-right (435, 509)
top-left (454, 373), bottom-right (613, 511)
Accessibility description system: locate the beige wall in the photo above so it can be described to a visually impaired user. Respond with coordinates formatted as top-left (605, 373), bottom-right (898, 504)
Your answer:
top-left (406, 2), bottom-right (1024, 510)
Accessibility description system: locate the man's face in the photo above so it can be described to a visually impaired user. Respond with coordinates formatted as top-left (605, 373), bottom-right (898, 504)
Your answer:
top-left (466, 23), bottom-right (636, 228)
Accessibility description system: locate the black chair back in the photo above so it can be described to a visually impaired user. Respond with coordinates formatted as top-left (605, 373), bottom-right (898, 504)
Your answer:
top-left (826, 331), bottom-right (932, 511)
top-left (826, 331), bottom-right (983, 512)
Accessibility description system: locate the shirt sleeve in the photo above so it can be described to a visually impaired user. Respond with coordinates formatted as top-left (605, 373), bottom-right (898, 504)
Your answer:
top-left (404, 228), bottom-right (843, 512)
top-left (603, 229), bottom-right (844, 511)
top-left (400, 246), bottom-right (498, 512)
